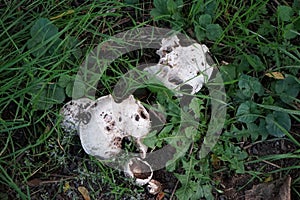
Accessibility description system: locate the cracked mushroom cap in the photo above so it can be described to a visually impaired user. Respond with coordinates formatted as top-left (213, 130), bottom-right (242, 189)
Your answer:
top-left (144, 35), bottom-right (213, 95)
top-left (79, 95), bottom-right (151, 160)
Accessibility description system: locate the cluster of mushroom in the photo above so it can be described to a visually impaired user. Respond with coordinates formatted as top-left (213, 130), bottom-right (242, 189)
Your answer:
top-left (60, 35), bottom-right (213, 195)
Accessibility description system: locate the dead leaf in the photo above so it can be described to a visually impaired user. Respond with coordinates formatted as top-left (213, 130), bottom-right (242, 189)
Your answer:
top-left (265, 72), bottom-right (285, 79)
top-left (78, 186), bottom-right (91, 200)
top-left (211, 154), bottom-right (221, 169)
top-left (245, 176), bottom-right (291, 200)
top-left (63, 182), bottom-right (70, 193)
top-left (50, 10), bottom-right (74, 20)
top-left (27, 178), bottom-right (42, 186)
top-left (263, 175), bottom-right (273, 183)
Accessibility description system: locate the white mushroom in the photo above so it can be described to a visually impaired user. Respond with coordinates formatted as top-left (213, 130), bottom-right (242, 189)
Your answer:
top-left (144, 35), bottom-right (213, 95)
top-left (124, 157), bottom-right (153, 186)
top-left (79, 95), bottom-right (151, 160)
top-left (60, 98), bottom-right (94, 133)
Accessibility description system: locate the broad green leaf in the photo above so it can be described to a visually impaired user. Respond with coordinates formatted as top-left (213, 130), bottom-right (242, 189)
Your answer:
top-left (65, 83), bottom-right (74, 98)
top-left (31, 84), bottom-right (65, 110)
top-left (30, 18), bottom-right (58, 43)
top-left (236, 101), bottom-right (259, 123)
top-left (275, 76), bottom-right (300, 103)
top-left (48, 38), bottom-right (62, 55)
top-left (142, 131), bottom-right (158, 149)
top-left (58, 75), bottom-right (72, 88)
top-left (151, 0), bottom-right (169, 17)
top-left (71, 80), bottom-right (86, 99)
top-left (266, 111), bottom-right (291, 137)
top-left (204, 0), bottom-right (217, 16)
top-left (283, 23), bottom-right (297, 39)
top-left (206, 23), bottom-right (223, 41)
top-left (194, 25), bottom-right (206, 41)
top-left (198, 14), bottom-right (212, 27)
top-left (238, 74), bottom-right (264, 98)
top-left (220, 64), bottom-right (237, 82)
top-left (243, 54), bottom-right (265, 71)
top-left (247, 119), bottom-right (268, 141)
top-left (277, 6), bottom-right (293, 22)
top-left (167, 0), bottom-right (177, 13)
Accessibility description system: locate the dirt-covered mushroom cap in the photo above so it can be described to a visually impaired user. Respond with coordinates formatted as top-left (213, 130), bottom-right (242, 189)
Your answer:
top-left (124, 157), bottom-right (153, 186)
top-left (60, 98), bottom-right (94, 133)
top-left (79, 95), bottom-right (151, 160)
top-left (144, 35), bottom-right (213, 95)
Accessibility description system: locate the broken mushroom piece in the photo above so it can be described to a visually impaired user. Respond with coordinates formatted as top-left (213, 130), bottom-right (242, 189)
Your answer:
top-left (124, 157), bottom-right (153, 186)
top-left (79, 95), bottom-right (151, 160)
top-left (147, 179), bottom-right (162, 195)
top-left (60, 98), bottom-right (94, 133)
top-left (144, 35), bottom-right (214, 95)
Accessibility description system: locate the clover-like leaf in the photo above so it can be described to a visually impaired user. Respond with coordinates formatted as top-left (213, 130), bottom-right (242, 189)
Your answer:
top-left (194, 25), bottom-right (206, 41)
top-left (266, 111), bottom-right (291, 137)
top-left (151, 0), bottom-right (169, 17)
top-left (236, 101), bottom-right (260, 123)
top-left (206, 23), bottom-right (223, 41)
top-left (238, 74), bottom-right (264, 98)
top-left (283, 23), bottom-right (297, 39)
top-left (277, 6), bottom-right (293, 22)
top-left (198, 14), bottom-right (212, 27)
top-left (275, 76), bottom-right (300, 104)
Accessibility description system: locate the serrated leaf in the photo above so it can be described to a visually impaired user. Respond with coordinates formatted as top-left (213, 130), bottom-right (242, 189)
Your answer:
top-left (206, 24), bottom-right (223, 41)
top-left (277, 6), bottom-right (293, 22)
top-left (189, 98), bottom-right (204, 119)
top-left (266, 111), bottom-right (291, 137)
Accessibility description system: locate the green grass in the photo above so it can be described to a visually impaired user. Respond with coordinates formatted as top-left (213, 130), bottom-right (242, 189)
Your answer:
top-left (1, 0), bottom-right (300, 199)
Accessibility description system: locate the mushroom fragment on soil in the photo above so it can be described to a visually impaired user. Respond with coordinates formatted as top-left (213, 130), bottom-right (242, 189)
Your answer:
top-left (60, 34), bottom-right (214, 190)
top-left (79, 95), bottom-right (151, 160)
top-left (124, 157), bottom-right (153, 186)
top-left (144, 35), bottom-right (214, 95)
